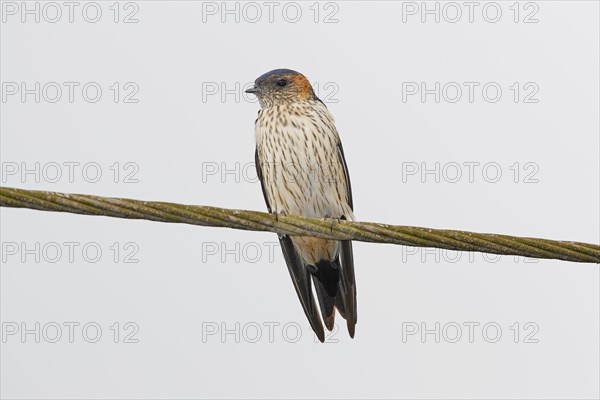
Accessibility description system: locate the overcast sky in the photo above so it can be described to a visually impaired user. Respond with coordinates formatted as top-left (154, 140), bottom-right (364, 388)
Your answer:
top-left (1, 1), bottom-right (599, 398)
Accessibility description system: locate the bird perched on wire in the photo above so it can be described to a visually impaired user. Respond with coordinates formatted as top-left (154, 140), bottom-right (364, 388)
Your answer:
top-left (246, 69), bottom-right (357, 342)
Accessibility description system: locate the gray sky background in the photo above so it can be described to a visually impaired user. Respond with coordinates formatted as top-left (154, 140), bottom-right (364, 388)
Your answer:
top-left (1, 1), bottom-right (599, 398)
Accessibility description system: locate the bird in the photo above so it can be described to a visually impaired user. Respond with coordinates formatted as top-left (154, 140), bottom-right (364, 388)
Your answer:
top-left (246, 69), bottom-right (357, 342)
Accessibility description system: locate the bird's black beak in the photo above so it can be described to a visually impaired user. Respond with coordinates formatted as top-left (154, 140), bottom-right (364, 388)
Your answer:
top-left (245, 85), bottom-right (260, 94)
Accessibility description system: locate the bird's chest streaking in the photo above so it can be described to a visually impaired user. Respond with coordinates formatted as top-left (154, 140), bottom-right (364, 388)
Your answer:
top-left (255, 101), bottom-right (354, 265)
top-left (255, 101), bottom-right (353, 221)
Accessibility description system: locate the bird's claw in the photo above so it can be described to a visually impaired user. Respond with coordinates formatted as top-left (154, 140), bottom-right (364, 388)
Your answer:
top-left (324, 216), bottom-right (340, 234)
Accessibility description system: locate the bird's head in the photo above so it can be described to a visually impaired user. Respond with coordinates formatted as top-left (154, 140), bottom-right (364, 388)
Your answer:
top-left (245, 69), bottom-right (317, 108)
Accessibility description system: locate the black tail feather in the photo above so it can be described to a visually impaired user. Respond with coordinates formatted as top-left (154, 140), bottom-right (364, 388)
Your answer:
top-left (310, 250), bottom-right (356, 337)
top-left (313, 277), bottom-right (336, 331)
top-left (278, 235), bottom-right (356, 342)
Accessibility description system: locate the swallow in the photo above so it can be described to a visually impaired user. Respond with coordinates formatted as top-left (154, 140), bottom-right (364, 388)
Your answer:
top-left (246, 68), bottom-right (357, 342)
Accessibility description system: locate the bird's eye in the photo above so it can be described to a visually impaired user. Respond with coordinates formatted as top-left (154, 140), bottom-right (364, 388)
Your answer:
top-left (276, 79), bottom-right (288, 87)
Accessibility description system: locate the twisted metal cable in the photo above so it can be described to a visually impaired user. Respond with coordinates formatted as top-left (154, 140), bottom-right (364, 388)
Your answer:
top-left (0, 186), bottom-right (598, 264)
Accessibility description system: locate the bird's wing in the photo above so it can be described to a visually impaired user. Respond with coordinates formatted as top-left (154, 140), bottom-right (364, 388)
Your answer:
top-left (279, 235), bottom-right (325, 342)
top-left (255, 148), bottom-right (272, 213)
top-left (255, 148), bottom-right (325, 342)
top-left (339, 238), bottom-right (356, 337)
top-left (337, 141), bottom-right (353, 210)
top-left (336, 142), bottom-right (357, 336)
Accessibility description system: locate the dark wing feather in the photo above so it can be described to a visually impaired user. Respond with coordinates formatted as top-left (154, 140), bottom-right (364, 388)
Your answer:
top-left (279, 236), bottom-right (325, 342)
top-left (340, 239), bottom-right (356, 337)
top-left (255, 148), bottom-right (272, 213)
top-left (337, 142), bottom-right (357, 337)
top-left (337, 142), bottom-right (353, 210)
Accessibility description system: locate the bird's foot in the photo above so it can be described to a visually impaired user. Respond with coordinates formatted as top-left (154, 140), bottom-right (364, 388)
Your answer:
top-left (275, 211), bottom-right (286, 223)
top-left (323, 215), bottom-right (341, 234)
